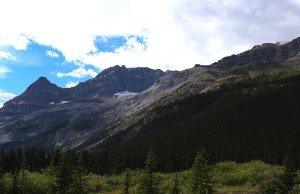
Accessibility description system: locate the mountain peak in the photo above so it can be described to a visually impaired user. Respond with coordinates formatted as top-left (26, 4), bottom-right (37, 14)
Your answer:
top-left (212, 37), bottom-right (300, 67)
top-left (36, 76), bottom-right (50, 82)
top-left (27, 76), bottom-right (56, 91)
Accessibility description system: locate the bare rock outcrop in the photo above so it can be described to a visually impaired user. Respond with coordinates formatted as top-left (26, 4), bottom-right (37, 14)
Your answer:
top-left (0, 66), bottom-right (165, 114)
top-left (212, 37), bottom-right (300, 67)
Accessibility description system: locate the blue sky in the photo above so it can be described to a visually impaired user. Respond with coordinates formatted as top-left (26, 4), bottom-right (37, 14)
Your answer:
top-left (1, 0), bottom-right (300, 107)
top-left (0, 39), bottom-right (97, 93)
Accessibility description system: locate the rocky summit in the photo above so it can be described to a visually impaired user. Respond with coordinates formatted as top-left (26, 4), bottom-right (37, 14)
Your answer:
top-left (0, 65), bottom-right (165, 115)
top-left (71, 65), bottom-right (165, 99)
top-left (0, 77), bottom-right (72, 114)
top-left (212, 37), bottom-right (300, 67)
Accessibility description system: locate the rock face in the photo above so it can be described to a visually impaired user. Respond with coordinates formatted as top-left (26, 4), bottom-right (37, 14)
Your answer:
top-left (212, 37), bottom-right (300, 67)
top-left (71, 65), bottom-right (165, 99)
top-left (0, 66), bottom-right (165, 114)
top-left (1, 77), bottom-right (72, 114)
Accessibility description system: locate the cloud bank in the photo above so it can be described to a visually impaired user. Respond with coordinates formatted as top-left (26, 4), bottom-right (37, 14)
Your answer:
top-left (1, 0), bottom-right (300, 71)
top-left (65, 81), bottom-right (80, 88)
top-left (0, 90), bottom-right (16, 101)
top-left (0, 66), bottom-right (11, 78)
top-left (46, 50), bottom-right (59, 58)
top-left (57, 67), bottom-right (97, 78)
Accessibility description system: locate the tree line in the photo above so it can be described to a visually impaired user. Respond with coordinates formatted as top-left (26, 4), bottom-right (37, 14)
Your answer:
top-left (0, 148), bottom-right (299, 193)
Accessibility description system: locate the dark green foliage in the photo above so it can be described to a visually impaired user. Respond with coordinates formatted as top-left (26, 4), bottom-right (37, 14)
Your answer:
top-left (12, 169), bottom-right (18, 194)
top-left (54, 154), bottom-right (73, 194)
top-left (279, 156), bottom-right (297, 193)
top-left (18, 159), bottom-right (29, 194)
top-left (258, 156), bottom-right (297, 194)
top-left (145, 148), bottom-right (158, 175)
top-left (51, 149), bottom-right (62, 167)
top-left (0, 155), bottom-right (4, 193)
top-left (122, 168), bottom-right (131, 194)
top-left (213, 160), bottom-right (278, 186)
top-left (24, 147), bottom-right (48, 172)
top-left (190, 151), bottom-right (214, 194)
top-left (138, 148), bottom-right (161, 194)
top-left (69, 153), bottom-right (89, 194)
top-left (171, 173), bottom-right (180, 194)
top-left (87, 73), bottom-right (300, 174)
top-left (258, 170), bottom-right (282, 194)
top-left (0, 148), bottom-right (50, 174)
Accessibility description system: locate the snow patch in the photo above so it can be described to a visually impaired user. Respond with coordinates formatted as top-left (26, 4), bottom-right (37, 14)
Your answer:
top-left (113, 91), bottom-right (138, 98)
top-left (276, 41), bottom-right (290, 45)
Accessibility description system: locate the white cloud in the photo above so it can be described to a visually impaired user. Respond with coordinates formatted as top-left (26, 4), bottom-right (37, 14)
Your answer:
top-left (0, 51), bottom-right (16, 60)
top-left (65, 81), bottom-right (80, 88)
top-left (0, 102), bottom-right (3, 108)
top-left (0, 34), bottom-right (31, 50)
top-left (0, 0), bottom-right (300, 71)
top-left (0, 90), bottom-right (16, 101)
top-left (0, 66), bottom-right (12, 78)
top-left (57, 67), bottom-right (97, 78)
top-left (46, 50), bottom-right (59, 58)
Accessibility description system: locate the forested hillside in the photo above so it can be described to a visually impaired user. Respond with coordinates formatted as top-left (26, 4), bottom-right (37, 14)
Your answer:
top-left (87, 72), bottom-right (300, 174)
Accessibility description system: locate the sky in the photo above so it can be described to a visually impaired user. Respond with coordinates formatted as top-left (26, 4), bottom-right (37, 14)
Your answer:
top-left (1, 0), bottom-right (300, 107)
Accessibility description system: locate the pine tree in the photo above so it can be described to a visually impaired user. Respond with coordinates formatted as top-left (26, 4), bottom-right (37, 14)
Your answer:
top-left (138, 148), bottom-right (160, 194)
top-left (279, 156), bottom-right (297, 193)
top-left (55, 154), bottom-right (73, 194)
top-left (122, 168), bottom-right (131, 194)
top-left (69, 153), bottom-right (89, 194)
top-left (190, 151), bottom-right (214, 194)
top-left (51, 149), bottom-right (62, 167)
top-left (12, 169), bottom-right (18, 194)
top-left (18, 159), bottom-right (29, 194)
top-left (0, 155), bottom-right (5, 194)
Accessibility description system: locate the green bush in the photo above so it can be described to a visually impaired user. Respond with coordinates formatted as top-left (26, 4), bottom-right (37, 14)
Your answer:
top-left (213, 160), bottom-right (282, 186)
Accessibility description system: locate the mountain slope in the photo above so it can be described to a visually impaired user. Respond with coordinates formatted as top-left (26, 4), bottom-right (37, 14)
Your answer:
top-left (0, 77), bottom-right (72, 114)
top-left (0, 65), bottom-right (164, 115)
top-left (0, 65), bottom-right (223, 150)
top-left (82, 67), bottom-right (300, 173)
top-left (71, 65), bottom-right (165, 99)
top-left (212, 37), bottom-right (300, 67)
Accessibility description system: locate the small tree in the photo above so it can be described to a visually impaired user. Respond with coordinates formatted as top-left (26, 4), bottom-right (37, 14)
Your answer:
top-left (0, 155), bottom-right (5, 193)
top-left (123, 168), bottom-right (131, 194)
top-left (54, 154), bottom-right (73, 194)
top-left (51, 149), bottom-right (62, 168)
top-left (18, 159), bottom-right (29, 194)
top-left (138, 147), bottom-right (160, 194)
top-left (258, 169), bottom-right (281, 194)
top-left (12, 169), bottom-right (18, 194)
top-left (279, 156), bottom-right (297, 193)
top-left (69, 153), bottom-right (89, 194)
top-left (190, 151), bottom-right (214, 194)
top-left (171, 173), bottom-right (180, 194)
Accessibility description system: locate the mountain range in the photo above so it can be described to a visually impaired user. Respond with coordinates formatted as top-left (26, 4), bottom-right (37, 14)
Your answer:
top-left (0, 37), bottom-right (300, 169)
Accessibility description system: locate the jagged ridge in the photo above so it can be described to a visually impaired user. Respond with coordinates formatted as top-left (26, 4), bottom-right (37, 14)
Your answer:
top-left (212, 37), bottom-right (300, 67)
top-left (0, 65), bottom-right (165, 114)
